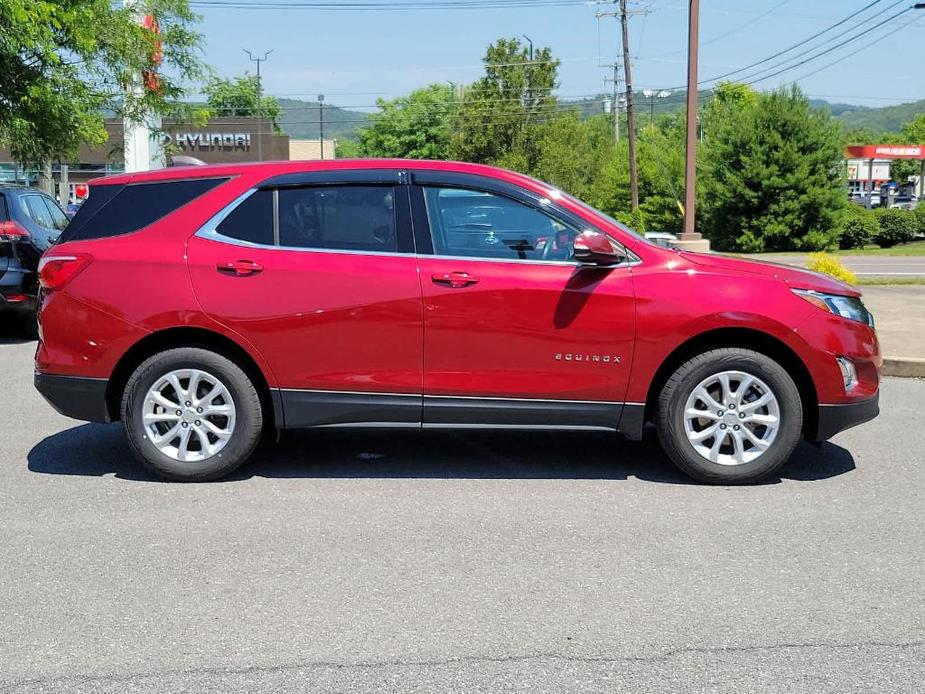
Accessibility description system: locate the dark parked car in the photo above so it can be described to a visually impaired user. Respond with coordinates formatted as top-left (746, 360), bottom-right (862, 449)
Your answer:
top-left (0, 185), bottom-right (69, 331)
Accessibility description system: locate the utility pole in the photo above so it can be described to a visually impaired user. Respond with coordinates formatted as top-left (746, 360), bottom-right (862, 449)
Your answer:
top-left (619, 0), bottom-right (639, 210)
top-left (681, 0), bottom-right (701, 242)
top-left (643, 89), bottom-right (672, 125)
top-left (243, 49), bottom-right (272, 162)
top-left (522, 36), bottom-right (534, 125)
top-left (318, 94), bottom-right (325, 160)
top-left (603, 62), bottom-right (621, 142)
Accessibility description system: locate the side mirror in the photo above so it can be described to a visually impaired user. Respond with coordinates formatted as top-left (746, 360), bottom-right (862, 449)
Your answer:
top-left (573, 230), bottom-right (621, 265)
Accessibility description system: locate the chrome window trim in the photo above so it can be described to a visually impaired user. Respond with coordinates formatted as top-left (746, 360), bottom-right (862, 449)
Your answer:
top-left (426, 253), bottom-right (641, 269)
top-left (195, 183), bottom-right (642, 269)
top-left (196, 188), bottom-right (260, 241)
top-left (415, 180), bottom-right (642, 269)
top-left (196, 185), bottom-right (413, 257)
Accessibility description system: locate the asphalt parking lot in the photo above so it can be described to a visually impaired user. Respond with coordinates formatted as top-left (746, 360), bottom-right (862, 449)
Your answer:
top-left (1, 332), bottom-right (923, 693)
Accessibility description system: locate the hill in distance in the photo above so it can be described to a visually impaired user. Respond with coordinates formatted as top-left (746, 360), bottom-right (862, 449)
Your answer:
top-left (278, 98), bottom-right (370, 140)
top-left (272, 92), bottom-right (923, 141)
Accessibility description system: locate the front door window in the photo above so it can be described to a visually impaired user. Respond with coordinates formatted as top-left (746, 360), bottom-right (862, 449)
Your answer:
top-left (422, 187), bottom-right (580, 262)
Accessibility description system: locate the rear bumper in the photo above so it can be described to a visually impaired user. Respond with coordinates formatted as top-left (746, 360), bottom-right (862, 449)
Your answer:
top-left (34, 373), bottom-right (110, 423)
top-left (0, 266), bottom-right (36, 312)
top-left (812, 393), bottom-right (879, 441)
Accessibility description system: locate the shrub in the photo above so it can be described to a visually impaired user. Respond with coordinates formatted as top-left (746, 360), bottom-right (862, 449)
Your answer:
top-left (838, 207), bottom-right (878, 249)
top-left (913, 205), bottom-right (925, 237)
top-left (874, 208), bottom-right (917, 248)
top-left (614, 208), bottom-right (647, 234)
top-left (807, 253), bottom-right (857, 285)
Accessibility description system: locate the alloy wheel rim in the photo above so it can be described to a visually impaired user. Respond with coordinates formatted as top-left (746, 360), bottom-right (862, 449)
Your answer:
top-left (142, 369), bottom-right (236, 463)
top-left (683, 370), bottom-right (780, 466)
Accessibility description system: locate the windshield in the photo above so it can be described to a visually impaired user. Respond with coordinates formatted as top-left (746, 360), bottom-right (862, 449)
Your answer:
top-left (559, 191), bottom-right (648, 243)
top-left (523, 175), bottom-right (648, 244)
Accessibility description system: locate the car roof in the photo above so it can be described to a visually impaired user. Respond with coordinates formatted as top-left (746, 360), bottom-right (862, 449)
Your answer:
top-left (89, 159), bottom-right (547, 192)
top-left (0, 185), bottom-right (44, 195)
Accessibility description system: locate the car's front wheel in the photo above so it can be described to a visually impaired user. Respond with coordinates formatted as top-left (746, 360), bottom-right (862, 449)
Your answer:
top-left (121, 348), bottom-right (263, 481)
top-left (656, 348), bottom-right (803, 484)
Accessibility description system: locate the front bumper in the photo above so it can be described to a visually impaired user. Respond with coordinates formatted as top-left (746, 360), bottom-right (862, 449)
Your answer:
top-left (34, 373), bottom-right (110, 423)
top-left (811, 392), bottom-right (879, 441)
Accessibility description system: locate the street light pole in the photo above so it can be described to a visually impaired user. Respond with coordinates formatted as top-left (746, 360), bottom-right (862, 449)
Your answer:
top-left (318, 94), bottom-right (325, 160)
top-left (522, 34), bottom-right (534, 62)
top-left (243, 48), bottom-right (272, 162)
top-left (681, 0), bottom-right (700, 240)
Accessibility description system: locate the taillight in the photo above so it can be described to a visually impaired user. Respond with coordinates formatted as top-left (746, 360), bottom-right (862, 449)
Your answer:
top-left (38, 254), bottom-right (92, 291)
top-left (0, 220), bottom-right (30, 242)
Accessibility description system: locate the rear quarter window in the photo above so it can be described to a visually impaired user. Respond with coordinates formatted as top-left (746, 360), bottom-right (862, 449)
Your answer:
top-left (61, 177), bottom-right (228, 242)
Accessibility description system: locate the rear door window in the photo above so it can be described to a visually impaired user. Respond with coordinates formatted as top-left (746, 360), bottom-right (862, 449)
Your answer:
top-left (23, 195), bottom-right (54, 229)
top-left (277, 186), bottom-right (397, 252)
top-left (61, 177), bottom-right (228, 242)
top-left (41, 196), bottom-right (70, 231)
top-left (214, 190), bottom-right (274, 246)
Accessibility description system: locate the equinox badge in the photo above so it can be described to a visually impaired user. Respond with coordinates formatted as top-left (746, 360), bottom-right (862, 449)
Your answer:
top-left (555, 353), bottom-right (621, 364)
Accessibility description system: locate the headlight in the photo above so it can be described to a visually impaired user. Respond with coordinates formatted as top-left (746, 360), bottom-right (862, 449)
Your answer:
top-left (792, 289), bottom-right (875, 328)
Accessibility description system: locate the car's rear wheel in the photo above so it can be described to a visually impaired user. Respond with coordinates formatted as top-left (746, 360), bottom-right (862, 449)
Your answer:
top-left (19, 309), bottom-right (38, 339)
top-left (655, 348), bottom-right (803, 484)
top-left (121, 348), bottom-right (263, 481)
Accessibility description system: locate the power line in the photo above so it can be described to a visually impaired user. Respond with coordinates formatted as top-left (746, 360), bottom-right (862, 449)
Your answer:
top-left (787, 11), bottom-right (918, 84)
top-left (190, 0), bottom-right (587, 9)
top-left (686, 0), bottom-right (889, 88)
top-left (739, 5), bottom-right (914, 87)
top-left (644, 0), bottom-right (791, 59)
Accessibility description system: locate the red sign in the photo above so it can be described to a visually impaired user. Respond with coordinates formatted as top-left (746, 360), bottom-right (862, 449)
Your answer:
top-left (73, 183), bottom-right (89, 200)
top-left (141, 14), bottom-right (163, 95)
top-left (845, 145), bottom-right (925, 160)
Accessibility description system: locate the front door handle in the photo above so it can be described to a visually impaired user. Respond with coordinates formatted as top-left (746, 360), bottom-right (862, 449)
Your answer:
top-left (217, 260), bottom-right (264, 277)
top-left (431, 271), bottom-right (479, 288)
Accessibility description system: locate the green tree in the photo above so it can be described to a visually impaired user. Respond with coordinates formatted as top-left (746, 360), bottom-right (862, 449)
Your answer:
top-left (885, 114), bottom-right (925, 182)
top-left (700, 86), bottom-right (846, 252)
top-left (0, 0), bottom-right (206, 165)
top-left (710, 81), bottom-right (758, 111)
top-left (450, 37), bottom-right (559, 167)
top-left (205, 74), bottom-right (283, 134)
top-left (636, 114), bottom-right (687, 232)
top-left (529, 112), bottom-right (614, 203)
top-left (351, 83), bottom-right (455, 159)
top-left (334, 138), bottom-right (363, 159)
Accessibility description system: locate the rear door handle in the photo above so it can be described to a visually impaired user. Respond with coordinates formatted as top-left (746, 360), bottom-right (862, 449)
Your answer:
top-left (431, 271), bottom-right (479, 288)
top-left (217, 260), bottom-right (264, 277)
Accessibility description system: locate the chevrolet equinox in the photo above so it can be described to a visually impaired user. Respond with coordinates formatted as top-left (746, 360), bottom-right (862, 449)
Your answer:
top-left (34, 160), bottom-right (880, 484)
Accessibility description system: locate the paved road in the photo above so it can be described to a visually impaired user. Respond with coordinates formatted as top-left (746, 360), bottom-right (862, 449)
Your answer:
top-left (1, 335), bottom-right (923, 693)
top-left (763, 254), bottom-right (925, 277)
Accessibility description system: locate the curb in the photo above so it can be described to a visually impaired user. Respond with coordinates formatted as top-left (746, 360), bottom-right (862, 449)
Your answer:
top-left (882, 357), bottom-right (925, 379)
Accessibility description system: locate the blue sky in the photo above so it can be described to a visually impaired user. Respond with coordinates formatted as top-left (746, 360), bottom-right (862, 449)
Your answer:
top-left (191, 0), bottom-right (925, 109)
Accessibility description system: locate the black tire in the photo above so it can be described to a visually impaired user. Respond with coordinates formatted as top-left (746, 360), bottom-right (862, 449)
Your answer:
top-left (655, 348), bottom-right (803, 485)
top-left (18, 309), bottom-right (38, 339)
top-left (120, 348), bottom-right (263, 481)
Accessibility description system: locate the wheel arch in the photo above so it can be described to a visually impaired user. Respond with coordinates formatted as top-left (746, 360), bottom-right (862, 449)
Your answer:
top-left (105, 326), bottom-right (282, 427)
top-left (641, 327), bottom-right (818, 438)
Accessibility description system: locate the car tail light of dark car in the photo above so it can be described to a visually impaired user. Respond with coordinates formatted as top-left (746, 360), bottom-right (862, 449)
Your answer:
top-left (0, 220), bottom-right (30, 242)
top-left (38, 254), bottom-right (92, 291)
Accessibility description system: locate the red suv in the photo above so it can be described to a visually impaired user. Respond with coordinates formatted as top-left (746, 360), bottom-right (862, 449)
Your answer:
top-left (34, 160), bottom-right (880, 484)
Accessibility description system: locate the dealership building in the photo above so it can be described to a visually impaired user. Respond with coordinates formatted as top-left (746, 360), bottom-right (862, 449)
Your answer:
top-left (0, 118), bottom-right (336, 201)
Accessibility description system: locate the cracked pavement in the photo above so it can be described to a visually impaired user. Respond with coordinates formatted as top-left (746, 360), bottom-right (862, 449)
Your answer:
top-left (1, 337), bottom-right (923, 693)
